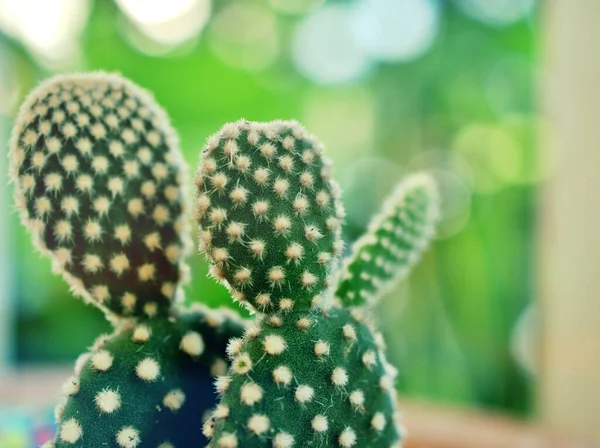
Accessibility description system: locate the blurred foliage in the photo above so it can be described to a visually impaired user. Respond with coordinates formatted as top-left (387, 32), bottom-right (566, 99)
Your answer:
top-left (1, 0), bottom-right (539, 416)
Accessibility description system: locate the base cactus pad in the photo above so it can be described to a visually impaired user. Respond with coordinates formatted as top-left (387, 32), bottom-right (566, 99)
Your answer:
top-left (51, 305), bottom-right (244, 448)
top-left (205, 306), bottom-right (402, 448)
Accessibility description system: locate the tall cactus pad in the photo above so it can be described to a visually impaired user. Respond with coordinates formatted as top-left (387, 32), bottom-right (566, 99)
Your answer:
top-left (9, 73), bottom-right (189, 317)
top-left (205, 306), bottom-right (403, 447)
top-left (336, 174), bottom-right (438, 307)
top-left (50, 306), bottom-right (245, 448)
top-left (196, 120), bottom-right (345, 313)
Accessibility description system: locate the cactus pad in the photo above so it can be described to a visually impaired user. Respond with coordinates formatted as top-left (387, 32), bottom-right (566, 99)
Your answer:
top-left (336, 173), bottom-right (439, 307)
top-left (205, 306), bottom-right (402, 448)
top-left (10, 73), bottom-right (189, 318)
top-left (196, 119), bottom-right (345, 313)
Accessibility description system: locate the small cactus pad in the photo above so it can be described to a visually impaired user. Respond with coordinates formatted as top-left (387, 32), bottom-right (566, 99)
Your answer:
top-left (195, 120), bottom-right (345, 313)
top-left (206, 306), bottom-right (403, 447)
top-left (9, 73), bottom-right (190, 317)
top-left (336, 174), bottom-right (439, 307)
top-left (51, 305), bottom-right (245, 448)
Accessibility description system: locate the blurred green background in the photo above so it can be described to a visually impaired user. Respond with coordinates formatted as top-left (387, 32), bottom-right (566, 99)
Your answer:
top-left (0, 0), bottom-right (541, 417)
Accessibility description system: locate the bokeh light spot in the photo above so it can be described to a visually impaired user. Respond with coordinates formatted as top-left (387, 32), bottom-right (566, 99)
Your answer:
top-left (302, 87), bottom-right (375, 165)
top-left (0, 0), bottom-right (90, 62)
top-left (456, 0), bottom-right (536, 27)
top-left (116, 0), bottom-right (199, 23)
top-left (117, 0), bottom-right (210, 46)
top-left (511, 303), bottom-right (539, 377)
top-left (292, 3), bottom-right (373, 85)
top-left (452, 120), bottom-right (543, 194)
top-left (209, 2), bottom-right (279, 72)
top-left (352, 0), bottom-right (440, 62)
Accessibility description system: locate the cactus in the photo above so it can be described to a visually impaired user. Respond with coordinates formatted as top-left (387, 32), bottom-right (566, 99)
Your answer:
top-left (195, 119), bottom-right (438, 447)
top-left (336, 174), bottom-right (439, 308)
top-left (9, 73), bottom-right (245, 447)
top-left (10, 72), bottom-right (187, 318)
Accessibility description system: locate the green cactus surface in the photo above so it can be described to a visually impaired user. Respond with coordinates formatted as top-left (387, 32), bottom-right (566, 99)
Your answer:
top-left (196, 120), bottom-right (408, 447)
top-left (204, 307), bottom-right (402, 448)
top-left (336, 174), bottom-right (439, 307)
top-left (9, 73), bottom-right (246, 448)
top-left (195, 119), bottom-right (345, 313)
top-left (10, 72), bottom-right (189, 318)
top-left (50, 305), bottom-right (244, 448)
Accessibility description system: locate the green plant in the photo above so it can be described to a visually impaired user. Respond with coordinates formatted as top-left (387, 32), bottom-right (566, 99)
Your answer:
top-left (195, 119), bottom-right (439, 447)
top-left (9, 73), bottom-right (245, 447)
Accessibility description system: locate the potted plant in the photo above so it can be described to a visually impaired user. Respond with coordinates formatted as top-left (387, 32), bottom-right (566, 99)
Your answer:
top-left (7, 70), bottom-right (587, 448)
top-left (9, 72), bottom-right (438, 447)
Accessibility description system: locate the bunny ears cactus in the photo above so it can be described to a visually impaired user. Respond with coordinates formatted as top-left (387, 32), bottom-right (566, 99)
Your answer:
top-left (10, 71), bottom-right (439, 447)
top-left (196, 119), bottom-right (439, 447)
top-left (10, 72), bottom-right (190, 318)
top-left (9, 73), bottom-right (246, 448)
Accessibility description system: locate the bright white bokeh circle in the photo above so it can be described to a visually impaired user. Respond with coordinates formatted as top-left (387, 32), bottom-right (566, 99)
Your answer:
top-left (292, 3), bottom-right (373, 85)
top-left (117, 0), bottom-right (210, 46)
top-left (0, 0), bottom-right (90, 60)
top-left (116, 0), bottom-right (199, 24)
top-left (351, 0), bottom-right (440, 62)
